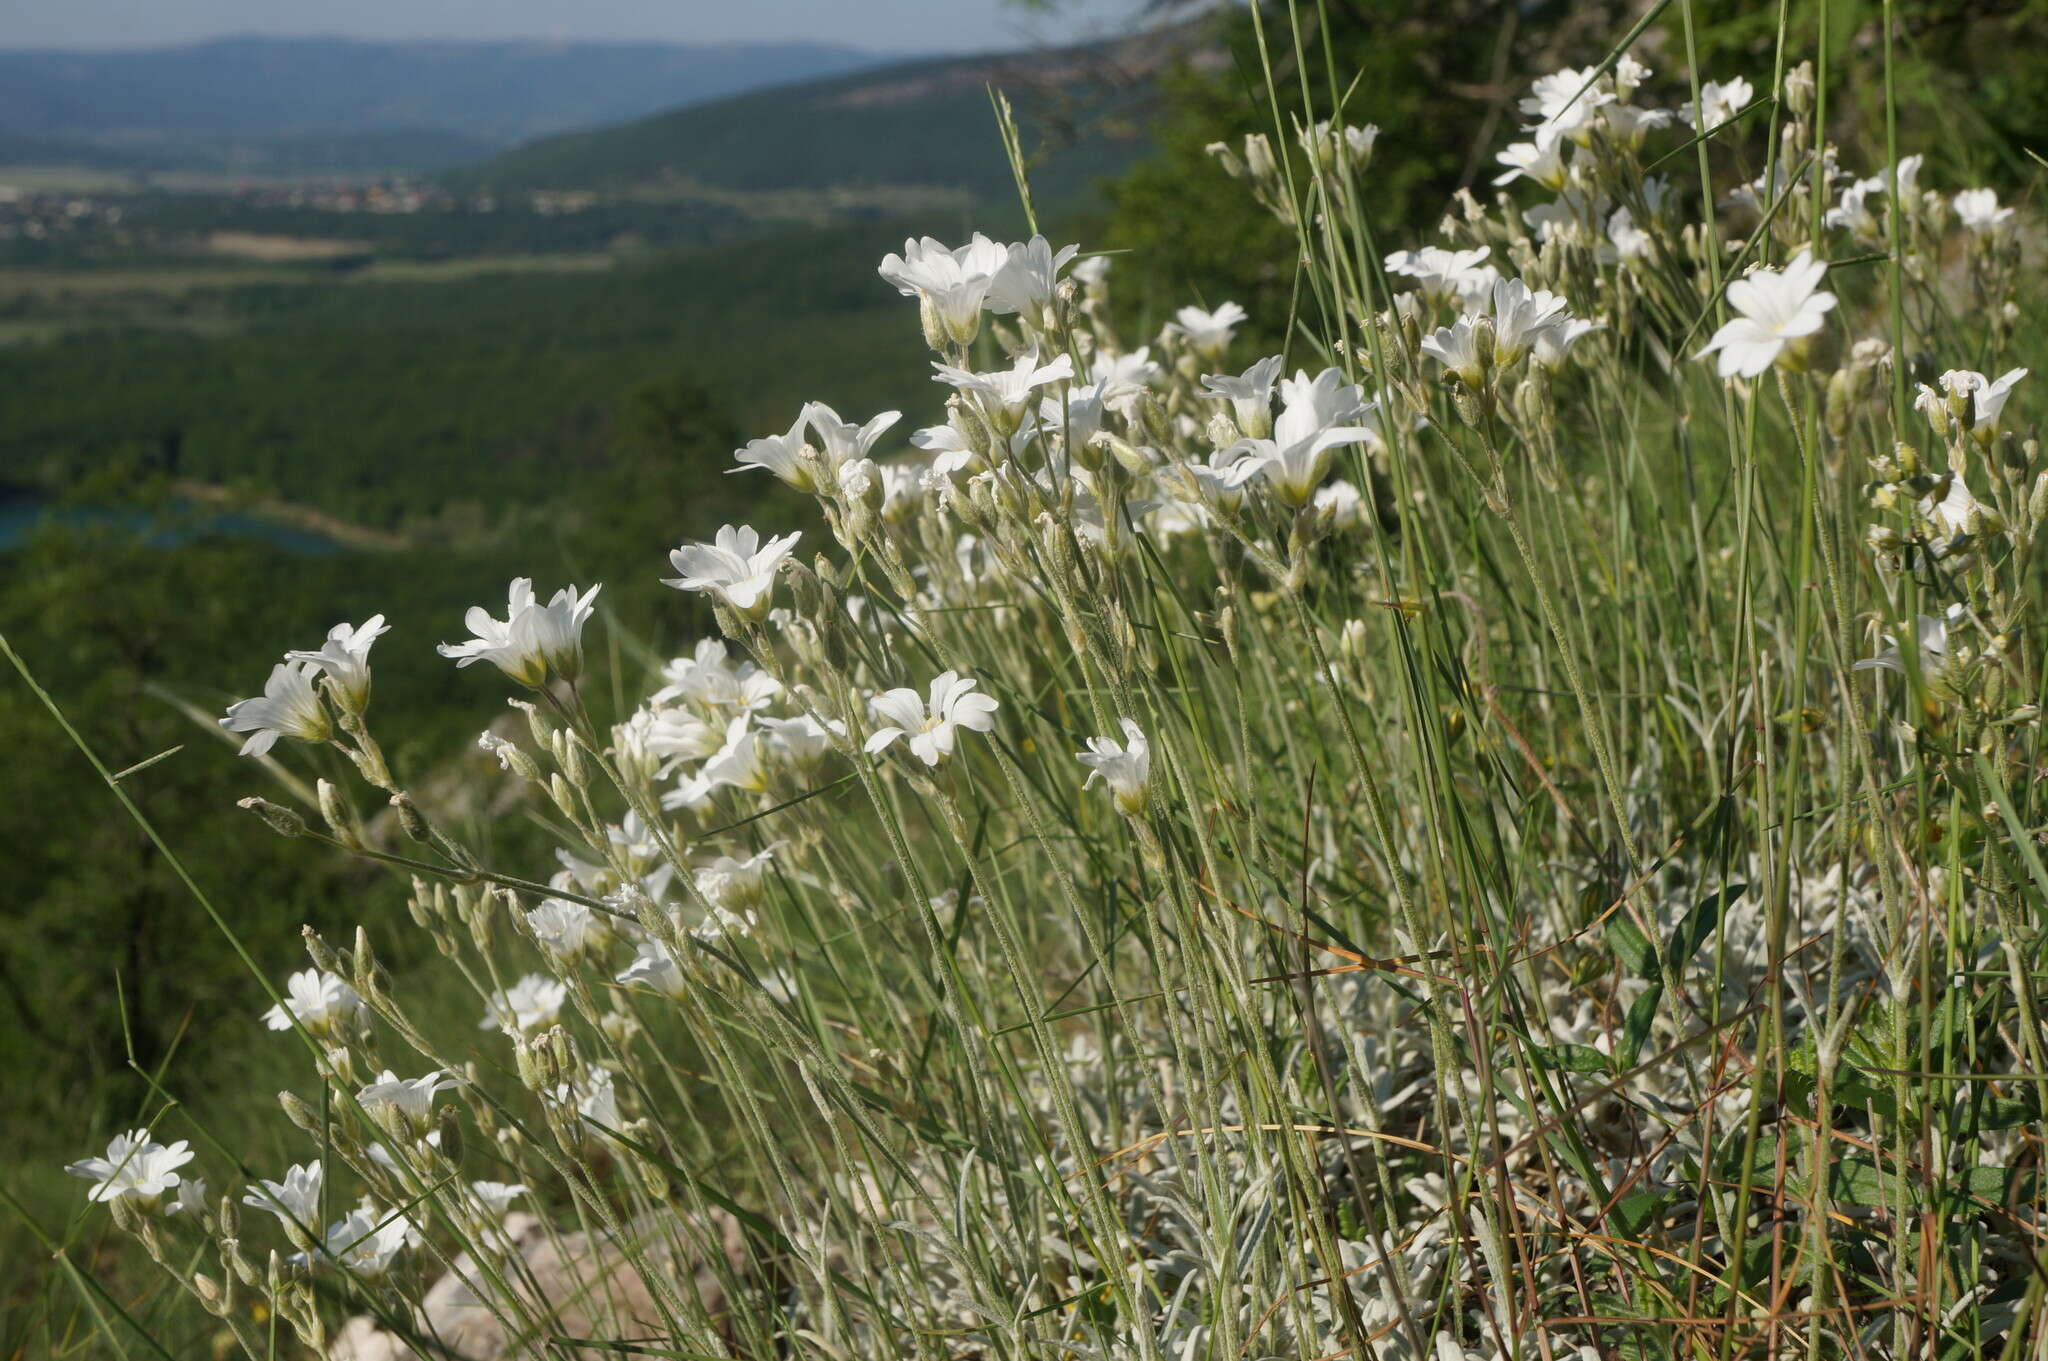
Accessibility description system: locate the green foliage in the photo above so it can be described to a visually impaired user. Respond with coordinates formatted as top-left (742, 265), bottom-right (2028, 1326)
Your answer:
top-left (0, 221), bottom-right (933, 529)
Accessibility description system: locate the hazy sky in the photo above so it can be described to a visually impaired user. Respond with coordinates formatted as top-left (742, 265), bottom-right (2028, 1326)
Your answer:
top-left (0, 0), bottom-right (1159, 52)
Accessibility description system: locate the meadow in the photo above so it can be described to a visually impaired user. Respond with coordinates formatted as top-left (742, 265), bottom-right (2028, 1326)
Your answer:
top-left (11, 3), bottom-right (2048, 1359)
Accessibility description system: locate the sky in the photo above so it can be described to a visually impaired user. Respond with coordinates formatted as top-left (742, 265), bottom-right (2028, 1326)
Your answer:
top-left (0, 0), bottom-right (1160, 52)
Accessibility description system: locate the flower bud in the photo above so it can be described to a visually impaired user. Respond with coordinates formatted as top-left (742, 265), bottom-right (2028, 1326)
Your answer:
top-left (316, 779), bottom-right (358, 849)
top-left (435, 1105), bottom-right (465, 1165)
top-left (390, 792), bottom-right (431, 844)
top-left (302, 924), bottom-right (347, 976)
top-left (279, 1089), bottom-right (322, 1134)
top-left (238, 797), bottom-right (307, 838)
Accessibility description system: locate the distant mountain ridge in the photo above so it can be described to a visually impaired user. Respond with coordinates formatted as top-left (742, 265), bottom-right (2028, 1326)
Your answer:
top-left (447, 25), bottom-right (1204, 205)
top-left (0, 36), bottom-right (896, 169)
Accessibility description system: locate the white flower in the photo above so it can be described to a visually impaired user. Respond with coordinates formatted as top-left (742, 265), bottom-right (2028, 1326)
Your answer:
top-left (1917, 367), bottom-right (2028, 439)
top-left (437, 579), bottom-right (601, 687)
top-left (1856, 604), bottom-right (1968, 677)
top-left (616, 941), bottom-right (688, 999)
top-left (220, 660), bottom-right (330, 757)
top-left (283, 615), bottom-right (387, 714)
top-left (664, 525), bottom-right (802, 620)
top-left (1486, 278), bottom-right (1574, 368)
top-left (1601, 102), bottom-right (1671, 145)
top-left (1167, 301), bottom-right (1249, 358)
top-left (986, 234), bottom-right (1080, 319)
top-left (1694, 249), bottom-right (1836, 378)
top-left (167, 1178), bottom-right (209, 1219)
top-left (1953, 188), bottom-right (2014, 235)
top-left (1158, 445), bottom-right (1264, 510)
top-left (357, 1069), bottom-right (454, 1131)
top-left (864, 670), bottom-right (1001, 766)
top-left (468, 1181), bottom-right (529, 1218)
top-left (1235, 367), bottom-right (1376, 507)
top-left (243, 1160), bottom-right (323, 1229)
top-left (804, 402), bottom-right (902, 477)
top-left (480, 974), bottom-right (567, 1034)
top-left (1077, 718), bottom-right (1151, 814)
top-left (695, 845), bottom-right (779, 912)
top-left (261, 969), bottom-right (363, 1037)
top-left (1493, 137), bottom-right (1568, 190)
top-left (65, 1129), bottom-right (195, 1207)
top-left (1314, 479), bottom-right (1368, 531)
top-left (758, 713), bottom-right (841, 774)
top-left (526, 897), bottom-right (607, 961)
top-left (1202, 355), bottom-right (1285, 437)
top-left (652, 639), bottom-right (781, 713)
top-left (555, 1071), bottom-right (621, 1138)
top-left (1384, 245), bottom-right (1497, 307)
top-left (730, 411), bottom-right (816, 491)
top-left (1088, 347), bottom-right (1164, 406)
top-left (306, 1208), bottom-right (410, 1278)
top-left (1533, 317), bottom-right (1604, 370)
top-left (878, 233), bottom-right (1010, 344)
top-left (1421, 319), bottom-right (1487, 389)
top-left (1071, 254), bottom-right (1111, 288)
top-left (1607, 205), bottom-right (1652, 260)
top-left (932, 347), bottom-right (1076, 428)
top-left (1683, 76), bottom-right (1754, 131)
top-left (1921, 475), bottom-right (2001, 539)
top-left (1519, 66), bottom-right (1614, 142)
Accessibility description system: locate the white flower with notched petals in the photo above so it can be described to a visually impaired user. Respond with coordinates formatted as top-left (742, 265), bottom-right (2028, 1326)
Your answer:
top-left (1856, 604), bottom-right (1967, 678)
top-left (864, 671), bottom-right (1000, 767)
top-left (1077, 718), bottom-right (1151, 815)
top-left (437, 579), bottom-right (600, 687)
top-left (357, 1069), bottom-right (454, 1131)
top-left (1601, 101), bottom-right (1671, 146)
top-left (1167, 302), bottom-right (1248, 359)
top-left (526, 897), bottom-right (607, 961)
top-left (1916, 367), bottom-right (2028, 440)
top-left (468, 1181), bottom-right (529, 1218)
top-left (804, 402), bottom-right (902, 478)
top-left (1533, 317), bottom-right (1605, 370)
top-left (1421, 319), bottom-right (1487, 389)
top-left (1953, 188), bottom-right (2014, 235)
top-left (1314, 479), bottom-right (1368, 531)
top-left (730, 411), bottom-right (817, 491)
top-left (932, 347), bottom-right (1076, 428)
top-left (1235, 367), bottom-right (1376, 507)
top-left (243, 1160), bottom-right (323, 1229)
top-left (304, 1208), bottom-right (410, 1278)
top-left (66, 1129), bottom-right (195, 1207)
top-left (480, 974), bottom-right (567, 1034)
top-left (758, 713), bottom-right (841, 774)
top-left (1607, 205), bottom-right (1652, 260)
top-left (1158, 445), bottom-right (1264, 510)
top-left (616, 941), bottom-right (688, 999)
top-left (168, 1178), bottom-right (209, 1219)
top-left (1486, 278), bottom-right (1574, 368)
top-left (1385, 246), bottom-right (1497, 308)
top-left (262, 969), bottom-right (363, 1037)
top-left (220, 661), bottom-right (330, 757)
top-left (695, 845), bottom-right (779, 911)
top-left (1695, 249), bottom-right (1836, 378)
top-left (1203, 355), bottom-right (1285, 437)
top-left (1683, 76), bottom-right (1754, 131)
top-left (986, 235), bottom-right (1079, 319)
top-left (878, 233), bottom-right (1010, 345)
top-left (283, 615), bottom-right (388, 714)
top-left (664, 525), bottom-right (802, 620)
top-left (1519, 66), bottom-right (1614, 142)
top-left (1493, 136), bottom-right (1568, 190)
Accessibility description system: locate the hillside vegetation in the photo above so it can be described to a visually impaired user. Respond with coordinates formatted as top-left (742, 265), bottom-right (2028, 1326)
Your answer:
top-left (447, 29), bottom-right (1185, 200)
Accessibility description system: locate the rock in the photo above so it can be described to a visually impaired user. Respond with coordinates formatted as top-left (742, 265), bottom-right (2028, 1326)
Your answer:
top-left (330, 1210), bottom-right (743, 1360)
